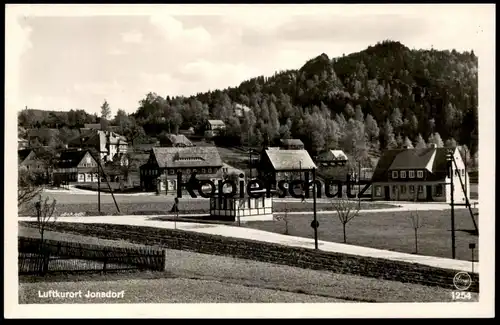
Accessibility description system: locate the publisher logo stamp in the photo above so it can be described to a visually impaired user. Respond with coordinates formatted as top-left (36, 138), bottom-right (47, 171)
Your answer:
top-left (453, 272), bottom-right (472, 291)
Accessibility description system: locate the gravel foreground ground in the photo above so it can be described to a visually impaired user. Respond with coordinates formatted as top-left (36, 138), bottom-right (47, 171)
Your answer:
top-left (19, 278), bottom-right (344, 304)
top-left (18, 227), bottom-right (477, 303)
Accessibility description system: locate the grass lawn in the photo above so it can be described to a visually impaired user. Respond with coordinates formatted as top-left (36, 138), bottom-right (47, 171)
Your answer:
top-left (18, 227), bottom-right (473, 303)
top-left (34, 192), bottom-right (396, 216)
top-left (245, 208), bottom-right (479, 261)
top-left (74, 182), bottom-right (142, 194)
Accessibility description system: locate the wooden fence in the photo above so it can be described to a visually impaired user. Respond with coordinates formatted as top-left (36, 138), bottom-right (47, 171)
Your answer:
top-left (18, 237), bottom-right (166, 275)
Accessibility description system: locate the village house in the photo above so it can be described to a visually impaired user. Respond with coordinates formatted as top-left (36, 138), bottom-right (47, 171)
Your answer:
top-left (279, 139), bottom-right (305, 150)
top-left (67, 129), bottom-right (128, 164)
top-left (18, 138), bottom-right (29, 150)
top-left (139, 146), bottom-right (224, 194)
top-left (371, 144), bottom-right (470, 203)
top-left (204, 120), bottom-right (226, 138)
top-left (160, 134), bottom-right (194, 147)
top-left (18, 149), bottom-right (46, 173)
top-left (315, 149), bottom-right (348, 167)
top-left (258, 149), bottom-right (317, 189)
top-left (52, 149), bottom-right (100, 184)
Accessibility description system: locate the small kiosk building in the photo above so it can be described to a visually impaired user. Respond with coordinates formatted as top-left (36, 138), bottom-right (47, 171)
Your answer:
top-left (209, 190), bottom-right (274, 223)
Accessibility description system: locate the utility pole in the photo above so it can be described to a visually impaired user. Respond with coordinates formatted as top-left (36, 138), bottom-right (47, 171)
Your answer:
top-left (464, 147), bottom-right (468, 202)
top-left (447, 150), bottom-right (456, 259)
top-left (97, 162), bottom-right (101, 213)
top-left (358, 160), bottom-right (361, 209)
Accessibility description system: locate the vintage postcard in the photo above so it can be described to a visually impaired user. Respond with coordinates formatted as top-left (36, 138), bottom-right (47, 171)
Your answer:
top-left (5, 4), bottom-right (495, 318)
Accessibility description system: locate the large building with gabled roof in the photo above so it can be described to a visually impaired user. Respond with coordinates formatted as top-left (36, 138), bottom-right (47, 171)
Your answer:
top-left (371, 144), bottom-right (470, 203)
top-left (258, 148), bottom-right (317, 188)
top-left (139, 146), bottom-right (224, 193)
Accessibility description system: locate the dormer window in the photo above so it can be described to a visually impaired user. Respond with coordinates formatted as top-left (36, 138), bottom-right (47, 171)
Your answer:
top-left (417, 171), bottom-right (424, 178)
top-left (409, 170), bottom-right (415, 178)
top-left (400, 171), bottom-right (406, 178)
top-left (392, 171), bottom-right (398, 179)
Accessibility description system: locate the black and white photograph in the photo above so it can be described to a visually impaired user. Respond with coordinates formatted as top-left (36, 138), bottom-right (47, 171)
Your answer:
top-left (5, 4), bottom-right (495, 318)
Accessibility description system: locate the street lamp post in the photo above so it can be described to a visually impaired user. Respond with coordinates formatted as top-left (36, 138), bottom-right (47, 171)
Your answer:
top-left (311, 167), bottom-right (319, 250)
top-left (469, 243), bottom-right (476, 273)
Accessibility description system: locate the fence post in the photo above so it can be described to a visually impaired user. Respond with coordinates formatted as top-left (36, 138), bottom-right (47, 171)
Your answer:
top-left (103, 250), bottom-right (108, 273)
top-left (162, 249), bottom-right (168, 271)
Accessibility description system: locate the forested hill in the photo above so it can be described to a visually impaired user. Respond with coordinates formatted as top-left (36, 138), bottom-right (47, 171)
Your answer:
top-left (18, 40), bottom-right (478, 161)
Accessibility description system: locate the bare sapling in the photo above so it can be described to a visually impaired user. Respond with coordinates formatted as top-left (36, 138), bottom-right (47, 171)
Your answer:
top-left (332, 193), bottom-right (360, 243)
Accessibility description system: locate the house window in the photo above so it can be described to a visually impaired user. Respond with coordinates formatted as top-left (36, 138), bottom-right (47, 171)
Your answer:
top-left (208, 168), bottom-right (212, 173)
top-left (169, 169), bottom-right (174, 175)
top-left (256, 198), bottom-right (262, 208)
top-left (392, 185), bottom-right (397, 194)
top-left (375, 186), bottom-right (381, 197)
top-left (408, 170), bottom-right (415, 178)
top-left (192, 169), bottom-right (197, 174)
top-left (417, 171), bottom-right (424, 178)
top-left (400, 171), bottom-right (406, 178)
top-left (392, 171), bottom-right (398, 179)
top-left (409, 185), bottom-right (415, 194)
top-left (418, 185), bottom-right (423, 193)
top-left (186, 169), bottom-right (191, 174)
top-left (400, 185), bottom-right (407, 194)
top-left (201, 168), bottom-right (206, 174)
top-left (435, 184), bottom-right (443, 197)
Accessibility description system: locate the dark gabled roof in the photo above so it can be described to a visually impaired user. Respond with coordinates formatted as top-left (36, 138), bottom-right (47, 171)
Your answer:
top-left (56, 149), bottom-right (93, 168)
top-left (372, 147), bottom-right (456, 182)
top-left (149, 147), bottom-right (223, 169)
top-left (263, 149), bottom-right (316, 171)
top-left (18, 149), bottom-right (34, 164)
top-left (280, 139), bottom-right (304, 147)
top-left (388, 147), bottom-right (436, 170)
top-left (68, 129), bottom-right (127, 148)
top-left (166, 134), bottom-right (193, 146)
top-left (207, 119), bottom-right (225, 126)
top-left (316, 149), bottom-right (348, 162)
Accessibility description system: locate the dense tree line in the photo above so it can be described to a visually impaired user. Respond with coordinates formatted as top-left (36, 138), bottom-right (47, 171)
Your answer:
top-left (18, 41), bottom-right (478, 165)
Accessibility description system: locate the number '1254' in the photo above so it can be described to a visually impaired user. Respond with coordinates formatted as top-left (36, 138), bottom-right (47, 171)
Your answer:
top-left (452, 291), bottom-right (472, 300)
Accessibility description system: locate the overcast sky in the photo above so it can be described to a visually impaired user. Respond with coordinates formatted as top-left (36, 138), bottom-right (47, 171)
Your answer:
top-left (6, 4), bottom-right (495, 116)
